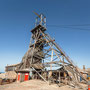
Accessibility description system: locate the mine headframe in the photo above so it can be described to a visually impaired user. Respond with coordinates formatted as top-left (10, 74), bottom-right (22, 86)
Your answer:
top-left (18, 12), bottom-right (87, 87)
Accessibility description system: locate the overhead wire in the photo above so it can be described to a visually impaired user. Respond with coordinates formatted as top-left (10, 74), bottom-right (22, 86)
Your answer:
top-left (47, 24), bottom-right (90, 31)
top-left (47, 24), bottom-right (90, 26)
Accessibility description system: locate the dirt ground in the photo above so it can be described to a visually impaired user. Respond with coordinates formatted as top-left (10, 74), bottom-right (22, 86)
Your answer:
top-left (0, 80), bottom-right (88, 90)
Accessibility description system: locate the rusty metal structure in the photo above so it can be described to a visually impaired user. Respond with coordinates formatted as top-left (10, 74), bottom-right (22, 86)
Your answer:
top-left (17, 12), bottom-right (87, 88)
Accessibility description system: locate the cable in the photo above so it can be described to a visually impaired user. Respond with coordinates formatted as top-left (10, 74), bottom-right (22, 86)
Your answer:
top-left (47, 25), bottom-right (90, 31)
top-left (47, 24), bottom-right (90, 27)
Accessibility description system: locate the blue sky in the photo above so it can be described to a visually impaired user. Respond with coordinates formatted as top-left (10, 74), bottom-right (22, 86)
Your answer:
top-left (0, 0), bottom-right (90, 72)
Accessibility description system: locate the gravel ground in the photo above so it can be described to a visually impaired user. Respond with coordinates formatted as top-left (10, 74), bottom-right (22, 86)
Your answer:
top-left (0, 80), bottom-right (88, 90)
